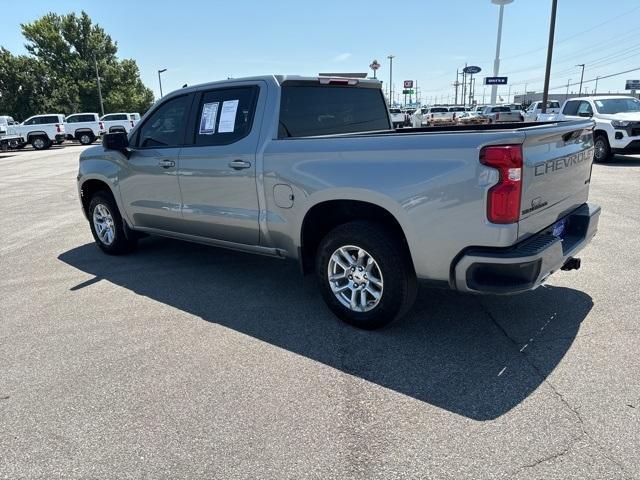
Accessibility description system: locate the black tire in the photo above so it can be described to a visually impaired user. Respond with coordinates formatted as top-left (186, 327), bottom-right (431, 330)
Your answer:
top-left (593, 133), bottom-right (612, 163)
top-left (88, 191), bottom-right (137, 255)
top-left (30, 136), bottom-right (50, 150)
top-left (78, 132), bottom-right (95, 145)
top-left (315, 221), bottom-right (417, 329)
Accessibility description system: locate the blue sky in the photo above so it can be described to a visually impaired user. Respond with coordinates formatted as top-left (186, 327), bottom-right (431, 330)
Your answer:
top-left (2, 0), bottom-right (639, 104)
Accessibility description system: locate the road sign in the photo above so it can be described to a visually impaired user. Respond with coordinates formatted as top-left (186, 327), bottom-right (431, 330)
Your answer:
top-left (370, 60), bottom-right (380, 71)
top-left (485, 76), bottom-right (508, 85)
top-left (625, 80), bottom-right (640, 90)
top-left (402, 89), bottom-right (415, 95)
top-left (403, 80), bottom-right (414, 88)
top-left (463, 66), bottom-right (481, 75)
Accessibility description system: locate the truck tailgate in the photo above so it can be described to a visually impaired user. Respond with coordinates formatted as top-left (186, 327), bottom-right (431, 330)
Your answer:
top-left (518, 120), bottom-right (595, 239)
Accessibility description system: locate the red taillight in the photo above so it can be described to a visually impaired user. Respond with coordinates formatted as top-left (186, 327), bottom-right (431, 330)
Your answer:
top-left (480, 145), bottom-right (523, 224)
top-left (56, 124), bottom-right (61, 132)
top-left (130, 120), bottom-right (135, 127)
top-left (496, 113), bottom-right (500, 121)
top-left (99, 121), bottom-right (104, 130)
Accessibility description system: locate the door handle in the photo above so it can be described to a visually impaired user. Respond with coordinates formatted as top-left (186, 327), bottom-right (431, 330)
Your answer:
top-left (158, 159), bottom-right (175, 168)
top-left (228, 159), bottom-right (251, 170)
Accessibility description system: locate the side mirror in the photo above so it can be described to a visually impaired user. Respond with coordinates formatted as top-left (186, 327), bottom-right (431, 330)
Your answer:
top-left (102, 132), bottom-right (129, 152)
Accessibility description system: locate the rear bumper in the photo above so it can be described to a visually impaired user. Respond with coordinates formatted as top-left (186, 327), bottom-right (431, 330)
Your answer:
top-left (55, 134), bottom-right (66, 143)
top-left (452, 203), bottom-right (600, 294)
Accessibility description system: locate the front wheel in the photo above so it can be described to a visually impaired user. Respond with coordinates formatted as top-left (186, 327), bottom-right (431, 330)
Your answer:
top-left (316, 221), bottom-right (417, 329)
top-left (593, 134), bottom-right (612, 163)
top-left (88, 192), bottom-right (137, 254)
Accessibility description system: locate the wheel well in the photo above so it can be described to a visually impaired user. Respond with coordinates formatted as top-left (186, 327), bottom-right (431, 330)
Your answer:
top-left (27, 131), bottom-right (47, 140)
top-left (593, 129), bottom-right (609, 142)
top-left (74, 129), bottom-right (94, 138)
top-left (80, 179), bottom-right (112, 216)
top-left (300, 200), bottom-right (411, 274)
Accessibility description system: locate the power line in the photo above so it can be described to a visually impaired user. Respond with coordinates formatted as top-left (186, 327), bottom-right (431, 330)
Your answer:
top-left (488, 5), bottom-right (640, 63)
top-left (548, 66), bottom-right (640, 91)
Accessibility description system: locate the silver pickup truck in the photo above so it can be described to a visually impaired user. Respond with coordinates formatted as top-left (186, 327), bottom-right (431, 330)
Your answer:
top-left (77, 75), bottom-right (600, 329)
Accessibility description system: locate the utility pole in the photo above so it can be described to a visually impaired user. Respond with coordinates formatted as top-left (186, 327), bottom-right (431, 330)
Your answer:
top-left (462, 64), bottom-right (467, 107)
top-left (541, 0), bottom-right (558, 114)
top-left (594, 76), bottom-right (600, 94)
top-left (93, 55), bottom-right (104, 117)
top-left (387, 55), bottom-right (395, 106)
top-left (470, 76), bottom-right (476, 105)
top-left (565, 78), bottom-right (572, 100)
top-left (454, 70), bottom-right (460, 105)
top-left (576, 63), bottom-right (585, 96)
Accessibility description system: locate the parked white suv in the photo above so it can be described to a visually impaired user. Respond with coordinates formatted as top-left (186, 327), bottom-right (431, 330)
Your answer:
top-left (65, 113), bottom-right (106, 145)
top-left (100, 113), bottom-right (137, 134)
top-left (12, 114), bottom-right (66, 150)
top-left (547, 96), bottom-right (640, 162)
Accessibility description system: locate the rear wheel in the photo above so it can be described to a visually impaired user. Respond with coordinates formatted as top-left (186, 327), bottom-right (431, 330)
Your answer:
top-left (316, 221), bottom-right (417, 329)
top-left (88, 192), bottom-right (137, 255)
top-left (593, 134), bottom-right (612, 163)
top-left (78, 132), bottom-right (95, 145)
top-left (31, 136), bottom-right (50, 150)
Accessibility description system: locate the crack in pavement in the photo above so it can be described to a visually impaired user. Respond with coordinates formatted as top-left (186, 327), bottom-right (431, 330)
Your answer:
top-left (477, 299), bottom-right (630, 478)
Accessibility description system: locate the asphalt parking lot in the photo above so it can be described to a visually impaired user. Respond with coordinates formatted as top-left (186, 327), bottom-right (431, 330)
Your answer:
top-left (1, 145), bottom-right (639, 479)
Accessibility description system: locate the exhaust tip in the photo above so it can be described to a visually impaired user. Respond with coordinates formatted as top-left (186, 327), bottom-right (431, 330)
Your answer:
top-left (561, 257), bottom-right (581, 271)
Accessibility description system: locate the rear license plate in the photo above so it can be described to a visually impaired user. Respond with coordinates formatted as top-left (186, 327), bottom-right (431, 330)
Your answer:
top-left (552, 219), bottom-right (567, 238)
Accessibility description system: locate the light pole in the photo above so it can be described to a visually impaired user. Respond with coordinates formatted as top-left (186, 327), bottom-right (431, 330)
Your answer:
top-left (541, 0), bottom-right (558, 113)
top-left (93, 54), bottom-right (104, 117)
top-left (594, 76), bottom-right (600, 94)
top-left (158, 68), bottom-right (167, 97)
top-left (490, 0), bottom-right (513, 105)
top-left (387, 55), bottom-right (395, 106)
top-left (576, 64), bottom-right (585, 96)
top-left (565, 79), bottom-right (572, 100)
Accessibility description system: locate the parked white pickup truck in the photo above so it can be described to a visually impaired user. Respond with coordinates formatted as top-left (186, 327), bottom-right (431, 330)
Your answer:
top-left (11, 114), bottom-right (66, 150)
top-left (65, 113), bottom-right (106, 145)
top-left (0, 115), bottom-right (24, 150)
top-left (540, 96), bottom-right (640, 162)
top-left (389, 108), bottom-right (406, 128)
top-left (524, 100), bottom-right (561, 122)
top-left (481, 105), bottom-right (524, 123)
top-left (100, 113), bottom-right (137, 134)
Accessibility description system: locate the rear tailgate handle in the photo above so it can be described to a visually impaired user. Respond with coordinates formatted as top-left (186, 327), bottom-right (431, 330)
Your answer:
top-left (158, 159), bottom-right (175, 168)
top-left (228, 159), bottom-right (251, 170)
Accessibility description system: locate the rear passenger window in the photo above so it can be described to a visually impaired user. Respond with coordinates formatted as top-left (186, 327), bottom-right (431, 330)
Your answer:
top-left (562, 101), bottom-right (580, 115)
top-left (137, 95), bottom-right (191, 148)
top-left (279, 85), bottom-right (390, 138)
top-left (192, 86), bottom-right (258, 146)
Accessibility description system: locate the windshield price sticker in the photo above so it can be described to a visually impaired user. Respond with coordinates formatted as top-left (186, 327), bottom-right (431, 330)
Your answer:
top-left (218, 99), bottom-right (239, 133)
top-left (199, 102), bottom-right (219, 135)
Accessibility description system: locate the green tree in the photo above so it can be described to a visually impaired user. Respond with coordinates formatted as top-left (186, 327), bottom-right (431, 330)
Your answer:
top-left (0, 11), bottom-right (154, 120)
